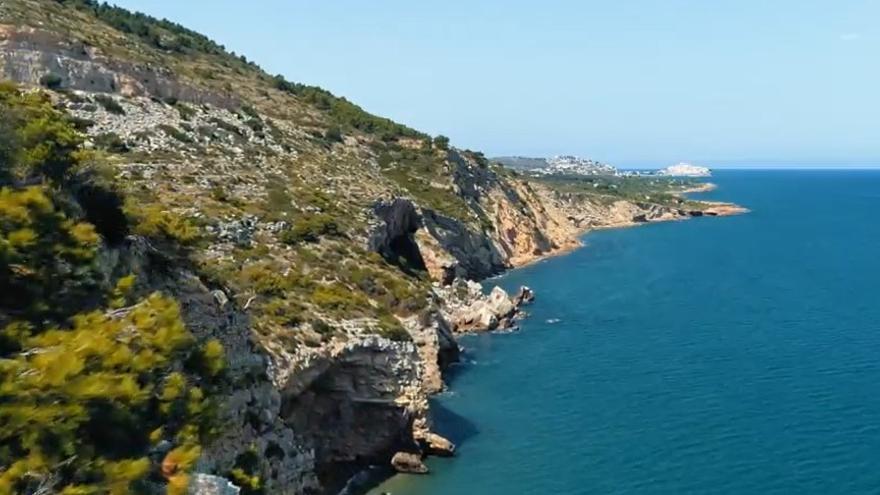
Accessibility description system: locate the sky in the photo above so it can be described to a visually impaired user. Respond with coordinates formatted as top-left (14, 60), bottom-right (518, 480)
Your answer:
top-left (113, 0), bottom-right (880, 168)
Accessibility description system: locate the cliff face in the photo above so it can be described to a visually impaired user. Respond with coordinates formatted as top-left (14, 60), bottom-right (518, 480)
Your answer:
top-left (0, 24), bottom-right (237, 106)
top-left (0, 6), bottom-right (744, 494)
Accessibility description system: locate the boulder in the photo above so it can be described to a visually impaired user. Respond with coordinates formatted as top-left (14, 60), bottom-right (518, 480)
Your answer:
top-left (421, 432), bottom-right (455, 457)
top-left (486, 286), bottom-right (515, 319)
top-left (188, 474), bottom-right (241, 495)
top-left (391, 452), bottom-right (429, 474)
top-left (513, 286), bottom-right (535, 306)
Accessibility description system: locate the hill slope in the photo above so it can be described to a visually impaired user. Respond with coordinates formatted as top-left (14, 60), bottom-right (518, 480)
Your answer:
top-left (0, 1), bottom-right (744, 493)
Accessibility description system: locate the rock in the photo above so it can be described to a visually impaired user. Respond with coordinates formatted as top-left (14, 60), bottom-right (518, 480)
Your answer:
top-left (188, 473), bottom-right (241, 495)
top-left (421, 432), bottom-right (455, 457)
top-left (486, 286), bottom-right (515, 319)
top-left (391, 452), bottom-right (428, 474)
top-left (513, 286), bottom-right (535, 306)
top-left (211, 289), bottom-right (229, 308)
top-left (210, 215), bottom-right (259, 246)
top-left (369, 198), bottom-right (427, 272)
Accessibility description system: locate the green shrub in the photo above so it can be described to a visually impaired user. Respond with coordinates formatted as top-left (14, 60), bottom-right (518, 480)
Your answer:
top-left (324, 126), bottom-right (343, 142)
top-left (281, 213), bottom-right (340, 244)
top-left (175, 103), bottom-right (197, 120)
top-left (310, 283), bottom-right (369, 314)
top-left (189, 338), bottom-right (225, 378)
top-left (377, 314), bottom-right (410, 342)
top-left (38, 73), bottom-right (63, 89)
top-left (209, 117), bottom-right (243, 136)
top-left (68, 115), bottom-right (96, 131)
top-left (433, 135), bottom-right (450, 150)
top-left (240, 105), bottom-right (260, 119)
top-left (94, 94), bottom-right (125, 115)
top-left (245, 118), bottom-right (264, 133)
top-left (94, 132), bottom-right (130, 152)
top-left (158, 124), bottom-right (194, 144)
top-left (0, 294), bottom-right (211, 494)
top-left (0, 186), bottom-right (100, 326)
top-left (127, 202), bottom-right (201, 245)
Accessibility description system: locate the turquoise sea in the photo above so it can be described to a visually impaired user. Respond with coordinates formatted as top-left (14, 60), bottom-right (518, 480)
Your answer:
top-left (371, 170), bottom-right (880, 495)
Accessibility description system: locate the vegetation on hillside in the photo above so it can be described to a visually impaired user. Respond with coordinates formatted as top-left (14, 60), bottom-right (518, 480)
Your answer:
top-left (0, 82), bottom-right (224, 494)
top-left (532, 174), bottom-right (710, 209)
top-left (58, 0), bottom-right (235, 58)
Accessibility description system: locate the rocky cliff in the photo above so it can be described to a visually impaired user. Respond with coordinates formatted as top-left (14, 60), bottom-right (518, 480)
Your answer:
top-left (0, 3), bottom-right (745, 494)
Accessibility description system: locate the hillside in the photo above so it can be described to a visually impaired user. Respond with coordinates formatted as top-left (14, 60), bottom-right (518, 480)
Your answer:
top-left (0, 2), bottom-right (745, 494)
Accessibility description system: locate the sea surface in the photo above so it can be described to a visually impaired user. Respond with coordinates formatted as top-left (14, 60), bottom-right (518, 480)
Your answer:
top-left (369, 170), bottom-right (880, 495)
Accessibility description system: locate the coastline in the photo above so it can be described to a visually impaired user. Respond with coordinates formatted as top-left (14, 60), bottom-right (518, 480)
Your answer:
top-left (357, 188), bottom-right (748, 495)
top-left (506, 196), bottom-right (748, 271)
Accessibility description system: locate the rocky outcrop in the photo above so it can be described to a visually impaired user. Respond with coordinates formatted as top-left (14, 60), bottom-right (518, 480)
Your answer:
top-left (390, 452), bottom-right (428, 474)
top-left (0, 25), bottom-right (237, 106)
top-left (188, 474), bottom-right (241, 495)
top-left (403, 310), bottom-right (460, 394)
top-left (419, 432), bottom-right (456, 457)
top-left (262, 336), bottom-right (428, 491)
top-left (369, 198), bottom-right (428, 274)
top-left (98, 237), bottom-right (321, 494)
top-left (420, 209), bottom-right (507, 281)
top-left (436, 280), bottom-right (534, 333)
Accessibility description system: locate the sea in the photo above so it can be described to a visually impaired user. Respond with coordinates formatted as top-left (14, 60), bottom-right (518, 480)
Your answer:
top-left (369, 170), bottom-right (880, 495)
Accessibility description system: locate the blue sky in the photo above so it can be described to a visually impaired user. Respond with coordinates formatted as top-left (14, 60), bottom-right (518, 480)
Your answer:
top-left (114, 1), bottom-right (879, 167)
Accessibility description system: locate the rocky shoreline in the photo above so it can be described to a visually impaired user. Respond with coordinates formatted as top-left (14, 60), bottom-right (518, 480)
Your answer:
top-left (344, 191), bottom-right (747, 494)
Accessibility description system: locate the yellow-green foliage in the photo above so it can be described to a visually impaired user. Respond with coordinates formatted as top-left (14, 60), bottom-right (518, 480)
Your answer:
top-left (378, 146), bottom-right (473, 220)
top-left (0, 294), bottom-right (209, 494)
top-left (310, 282), bottom-right (370, 315)
top-left (345, 264), bottom-right (427, 315)
top-left (194, 339), bottom-right (226, 377)
top-left (240, 261), bottom-right (313, 296)
top-left (0, 186), bottom-right (100, 324)
top-left (109, 273), bottom-right (137, 309)
top-left (0, 82), bottom-right (83, 184)
top-left (281, 213), bottom-right (341, 245)
top-left (127, 202), bottom-right (201, 245)
top-left (0, 82), bottom-right (226, 495)
top-left (227, 447), bottom-right (264, 495)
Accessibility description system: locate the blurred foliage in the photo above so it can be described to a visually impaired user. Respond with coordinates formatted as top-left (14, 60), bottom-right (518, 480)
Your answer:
top-left (0, 82), bottom-right (225, 494)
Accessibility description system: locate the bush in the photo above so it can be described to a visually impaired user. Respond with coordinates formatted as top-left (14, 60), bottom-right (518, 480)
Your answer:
top-left (94, 94), bottom-right (125, 115)
top-left (127, 203), bottom-right (201, 245)
top-left (0, 294), bottom-right (210, 494)
top-left (209, 117), bottom-right (243, 136)
top-left (310, 283), bottom-right (369, 314)
top-left (280, 213), bottom-right (340, 244)
top-left (0, 84), bottom-right (83, 183)
top-left (0, 186), bottom-right (101, 326)
top-left (38, 73), bottom-right (63, 90)
top-left (189, 339), bottom-right (225, 378)
top-left (158, 124), bottom-right (194, 144)
top-left (244, 118), bottom-right (264, 133)
top-left (433, 135), bottom-right (450, 150)
top-left (175, 103), bottom-right (197, 120)
top-left (324, 126), bottom-right (343, 142)
top-left (377, 314), bottom-right (410, 342)
top-left (93, 132), bottom-right (129, 152)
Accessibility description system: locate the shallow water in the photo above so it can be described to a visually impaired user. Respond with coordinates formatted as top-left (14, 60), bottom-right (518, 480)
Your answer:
top-left (371, 170), bottom-right (880, 495)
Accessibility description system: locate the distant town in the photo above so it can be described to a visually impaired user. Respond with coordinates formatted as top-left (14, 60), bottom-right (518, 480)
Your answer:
top-left (493, 156), bottom-right (712, 177)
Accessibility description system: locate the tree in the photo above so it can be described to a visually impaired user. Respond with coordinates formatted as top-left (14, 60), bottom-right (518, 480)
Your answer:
top-left (0, 82), bottom-right (225, 494)
top-left (324, 126), bottom-right (343, 143)
top-left (0, 186), bottom-right (101, 329)
top-left (433, 135), bottom-right (450, 150)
